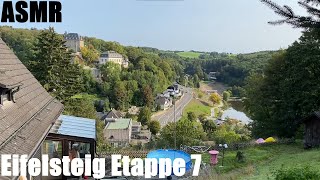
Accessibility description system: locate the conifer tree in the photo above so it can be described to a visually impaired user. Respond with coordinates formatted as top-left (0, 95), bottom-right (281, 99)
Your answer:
top-left (29, 27), bottom-right (83, 101)
top-left (261, 0), bottom-right (320, 28)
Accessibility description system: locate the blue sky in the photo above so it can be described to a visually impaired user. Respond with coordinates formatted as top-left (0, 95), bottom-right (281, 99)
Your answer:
top-left (0, 0), bottom-right (304, 53)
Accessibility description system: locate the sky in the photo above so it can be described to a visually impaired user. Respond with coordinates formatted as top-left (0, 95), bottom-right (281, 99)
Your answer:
top-left (0, 0), bottom-right (306, 53)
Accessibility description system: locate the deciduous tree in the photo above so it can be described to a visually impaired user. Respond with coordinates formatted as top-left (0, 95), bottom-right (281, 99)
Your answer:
top-left (138, 107), bottom-right (152, 126)
top-left (149, 120), bottom-right (161, 135)
top-left (209, 92), bottom-right (221, 106)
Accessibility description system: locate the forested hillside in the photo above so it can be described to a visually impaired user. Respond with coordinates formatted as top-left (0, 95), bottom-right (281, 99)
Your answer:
top-left (0, 26), bottom-right (184, 113)
top-left (0, 26), bottom-right (276, 97)
top-left (182, 51), bottom-right (277, 96)
top-left (0, 26), bottom-right (277, 103)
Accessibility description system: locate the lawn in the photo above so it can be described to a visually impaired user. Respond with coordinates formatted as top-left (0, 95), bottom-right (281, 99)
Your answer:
top-left (198, 143), bottom-right (320, 179)
top-left (182, 99), bottom-right (211, 117)
top-left (177, 51), bottom-right (202, 58)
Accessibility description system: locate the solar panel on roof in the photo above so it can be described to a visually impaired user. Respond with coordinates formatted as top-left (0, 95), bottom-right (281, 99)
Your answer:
top-left (50, 115), bottom-right (96, 140)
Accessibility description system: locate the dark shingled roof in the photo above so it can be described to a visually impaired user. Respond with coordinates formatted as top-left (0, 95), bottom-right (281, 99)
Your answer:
top-left (64, 33), bottom-right (81, 40)
top-left (102, 109), bottom-right (124, 120)
top-left (100, 51), bottom-right (123, 58)
top-left (0, 38), bottom-right (63, 178)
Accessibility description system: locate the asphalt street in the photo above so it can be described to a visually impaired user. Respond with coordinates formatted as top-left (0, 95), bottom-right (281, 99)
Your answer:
top-left (152, 87), bottom-right (193, 127)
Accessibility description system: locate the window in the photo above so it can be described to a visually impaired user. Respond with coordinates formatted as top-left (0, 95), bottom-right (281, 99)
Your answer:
top-left (2, 93), bottom-right (8, 102)
top-left (42, 140), bottom-right (63, 159)
top-left (0, 88), bottom-right (11, 105)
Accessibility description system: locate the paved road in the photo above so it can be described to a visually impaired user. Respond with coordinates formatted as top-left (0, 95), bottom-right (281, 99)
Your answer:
top-left (152, 87), bottom-right (193, 127)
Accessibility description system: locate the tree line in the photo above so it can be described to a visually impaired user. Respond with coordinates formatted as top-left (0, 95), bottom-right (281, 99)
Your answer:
top-left (244, 0), bottom-right (320, 138)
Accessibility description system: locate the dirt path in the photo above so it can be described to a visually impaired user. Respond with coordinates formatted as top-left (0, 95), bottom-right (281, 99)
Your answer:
top-left (200, 81), bottom-right (228, 95)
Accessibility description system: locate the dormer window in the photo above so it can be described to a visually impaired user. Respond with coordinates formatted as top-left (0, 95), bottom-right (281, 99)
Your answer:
top-left (0, 69), bottom-right (21, 106)
top-left (0, 88), bottom-right (10, 105)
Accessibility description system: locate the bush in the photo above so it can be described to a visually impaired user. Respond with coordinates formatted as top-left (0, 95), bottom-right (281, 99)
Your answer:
top-left (273, 166), bottom-right (320, 180)
top-left (236, 151), bottom-right (245, 163)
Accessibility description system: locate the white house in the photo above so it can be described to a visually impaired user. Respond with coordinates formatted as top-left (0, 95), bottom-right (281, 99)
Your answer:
top-left (99, 51), bottom-right (129, 68)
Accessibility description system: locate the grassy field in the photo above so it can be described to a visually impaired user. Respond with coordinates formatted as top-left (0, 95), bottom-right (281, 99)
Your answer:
top-left (198, 143), bottom-right (320, 179)
top-left (177, 51), bottom-right (202, 58)
top-left (182, 98), bottom-right (211, 117)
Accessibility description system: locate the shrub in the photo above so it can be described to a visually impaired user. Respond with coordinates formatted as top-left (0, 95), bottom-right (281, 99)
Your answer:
top-left (236, 151), bottom-right (245, 163)
top-left (223, 91), bottom-right (231, 101)
top-left (273, 166), bottom-right (320, 180)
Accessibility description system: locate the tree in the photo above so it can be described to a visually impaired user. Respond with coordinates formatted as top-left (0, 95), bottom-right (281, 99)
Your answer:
top-left (187, 112), bottom-right (197, 122)
top-left (96, 120), bottom-right (111, 152)
top-left (261, 0), bottom-right (320, 28)
top-left (0, 26), bottom-right (38, 66)
top-left (29, 27), bottom-right (83, 101)
top-left (193, 74), bottom-right (200, 88)
top-left (157, 119), bottom-right (206, 148)
top-left (213, 126), bottom-right (241, 144)
top-left (142, 85), bottom-right (153, 108)
top-left (113, 81), bottom-right (128, 110)
top-left (148, 120), bottom-right (161, 135)
top-left (223, 91), bottom-right (231, 101)
top-left (209, 92), bottom-right (221, 106)
top-left (244, 29), bottom-right (320, 137)
top-left (198, 114), bottom-right (207, 123)
top-left (100, 62), bottom-right (121, 83)
top-left (202, 120), bottom-right (216, 134)
top-left (138, 107), bottom-right (151, 126)
top-left (64, 96), bottom-right (96, 119)
top-left (80, 45), bottom-right (100, 64)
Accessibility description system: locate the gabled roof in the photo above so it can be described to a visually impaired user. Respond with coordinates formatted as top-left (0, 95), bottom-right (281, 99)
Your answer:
top-left (50, 115), bottom-right (96, 140)
top-left (106, 118), bottom-right (131, 130)
top-left (64, 32), bottom-right (82, 40)
top-left (102, 109), bottom-right (124, 119)
top-left (0, 38), bottom-right (63, 159)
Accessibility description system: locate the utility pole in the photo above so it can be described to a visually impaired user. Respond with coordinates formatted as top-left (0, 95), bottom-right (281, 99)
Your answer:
top-left (174, 97), bottom-right (177, 150)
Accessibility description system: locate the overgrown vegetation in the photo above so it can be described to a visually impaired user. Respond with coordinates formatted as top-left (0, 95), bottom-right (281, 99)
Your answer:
top-left (244, 29), bottom-right (320, 138)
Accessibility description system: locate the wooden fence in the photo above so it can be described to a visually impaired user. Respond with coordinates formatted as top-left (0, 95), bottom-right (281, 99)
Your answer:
top-left (97, 151), bottom-right (149, 159)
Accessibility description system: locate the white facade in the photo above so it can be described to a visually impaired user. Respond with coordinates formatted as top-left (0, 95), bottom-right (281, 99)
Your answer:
top-left (99, 51), bottom-right (129, 68)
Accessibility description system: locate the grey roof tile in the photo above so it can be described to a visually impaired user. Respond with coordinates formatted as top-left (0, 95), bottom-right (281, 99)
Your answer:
top-left (0, 38), bottom-right (64, 179)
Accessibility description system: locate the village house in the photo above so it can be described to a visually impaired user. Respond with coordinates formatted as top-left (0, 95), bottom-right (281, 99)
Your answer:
top-left (155, 83), bottom-right (183, 110)
top-left (128, 106), bottom-right (140, 115)
top-left (0, 38), bottom-right (64, 179)
top-left (131, 121), bottom-right (151, 145)
top-left (100, 109), bottom-right (125, 124)
top-left (208, 72), bottom-right (218, 80)
top-left (104, 118), bottom-right (132, 148)
top-left (131, 130), bottom-right (152, 145)
top-left (64, 32), bottom-right (84, 52)
top-left (99, 51), bottom-right (129, 68)
top-left (155, 94), bottom-right (172, 110)
top-left (302, 112), bottom-right (320, 149)
top-left (132, 121), bottom-right (142, 133)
